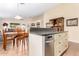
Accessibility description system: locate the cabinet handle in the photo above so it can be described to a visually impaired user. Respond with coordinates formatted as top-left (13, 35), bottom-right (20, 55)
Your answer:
top-left (59, 51), bottom-right (61, 53)
top-left (65, 45), bottom-right (67, 47)
top-left (59, 42), bottom-right (61, 44)
top-left (65, 39), bottom-right (67, 40)
top-left (65, 34), bottom-right (67, 36)
top-left (59, 35), bottom-right (61, 37)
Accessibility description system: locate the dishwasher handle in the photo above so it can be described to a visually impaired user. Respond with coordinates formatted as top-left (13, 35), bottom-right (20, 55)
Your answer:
top-left (47, 35), bottom-right (52, 39)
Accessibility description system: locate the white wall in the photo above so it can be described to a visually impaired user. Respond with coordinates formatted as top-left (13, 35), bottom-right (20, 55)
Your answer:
top-left (0, 18), bottom-right (28, 30)
top-left (2, 3), bottom-right (79, 43)
top-left (27, 14), bottom-right (44, 28)
top-left (43, 3), bottom-right (79, 43)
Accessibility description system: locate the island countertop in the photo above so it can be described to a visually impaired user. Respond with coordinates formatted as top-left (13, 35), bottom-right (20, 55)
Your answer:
top-left (30, 28), bottom-right (68, 36)
top-left (30, 31), bottom-right (68, 36)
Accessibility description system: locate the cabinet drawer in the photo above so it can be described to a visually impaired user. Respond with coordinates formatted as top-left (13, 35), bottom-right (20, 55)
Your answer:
top-left (63, 40), bottom-right (68, 49)
top-left (54, 32), bottom-right (67, 40)
top-left (63, 38), bottom-right (68, 45)
top-left (54, 33), bottom-right (68, 46)
top-left (54, 38), bottom-right (68, 49)
top-left (54, 45), bottom-right (64, 56)
top-left (54, 34), bottom-right (62, 39)
top-left (54, 39), bottom-right (63, 47)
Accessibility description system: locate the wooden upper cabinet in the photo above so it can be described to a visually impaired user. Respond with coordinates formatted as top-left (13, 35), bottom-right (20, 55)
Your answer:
top-left (49, 17), bottom-right (64, 32)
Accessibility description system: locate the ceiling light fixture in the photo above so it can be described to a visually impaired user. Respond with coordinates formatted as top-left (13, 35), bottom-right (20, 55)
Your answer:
top-left (14, 15), bottom-right (22, 20)
top-left (14, 3), bottom-right (24, 20)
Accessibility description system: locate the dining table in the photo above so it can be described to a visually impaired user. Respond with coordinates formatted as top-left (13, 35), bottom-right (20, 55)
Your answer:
top-left (3, 31), bottom-right (28, 50)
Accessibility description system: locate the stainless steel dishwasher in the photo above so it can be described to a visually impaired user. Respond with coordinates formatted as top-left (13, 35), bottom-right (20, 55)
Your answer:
top-left (45, 34), bottom-right (54, 56)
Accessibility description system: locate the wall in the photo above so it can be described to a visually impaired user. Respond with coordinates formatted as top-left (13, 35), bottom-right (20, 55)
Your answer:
top-left (0, 14), bottom-right (44, 31)
top-left (27, 14), bottom-right (44, 28)
top-left (0, 18), bottom-right (28, 30)
top-left (1, 3), bottom-right (79, 43)
top-left (43, 3), bottom-right (79, 43)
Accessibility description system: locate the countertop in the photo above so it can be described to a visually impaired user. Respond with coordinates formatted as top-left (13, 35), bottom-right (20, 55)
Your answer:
top-left (30, 31), bottom-right (67, 36)
top-left (30, 28), bottom-right (67, 36)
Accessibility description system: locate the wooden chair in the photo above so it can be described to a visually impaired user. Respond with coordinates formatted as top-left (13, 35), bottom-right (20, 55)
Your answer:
top-left (15, 27), bottom-right (28, 48)
top-left (2, 30), bottom-right (16, 50)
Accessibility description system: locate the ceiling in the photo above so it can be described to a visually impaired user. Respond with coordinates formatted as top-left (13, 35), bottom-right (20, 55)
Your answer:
top-left (0, 3), bottom-right (59, 18)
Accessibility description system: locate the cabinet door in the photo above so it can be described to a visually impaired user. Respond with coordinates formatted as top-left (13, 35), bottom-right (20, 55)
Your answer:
top-left (62, 32), bottom-right (68, 50)
top-left (54, 32), bottom-right (68, 56)
top-left (29, 34), bottom-right (44, 56)
top-left (63, 38), bottom-right (68, 50)
top-left (54, 32), bottom-right (68, 46)
top-left (54, 33), bottom-right (63, 47)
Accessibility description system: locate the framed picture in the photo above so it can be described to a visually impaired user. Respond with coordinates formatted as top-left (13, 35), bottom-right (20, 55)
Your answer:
top-left (36, 22), bottom-right (40, 28)
top-left (31, 23), bottom-right (35, 26)
top-left (66, 18), bottom-right (78, 26)
top-left (46, 23), bottom-right (50, 28)
top-left (10, 23), bottom-right (20, 29)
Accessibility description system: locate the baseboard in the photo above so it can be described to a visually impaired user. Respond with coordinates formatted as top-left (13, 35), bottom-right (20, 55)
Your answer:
top-left (69, 40), bottom-right (79, 44)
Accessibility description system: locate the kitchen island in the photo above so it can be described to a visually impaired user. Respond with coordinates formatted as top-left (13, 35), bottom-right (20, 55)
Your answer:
top-left (29, 28), bottom-right (68, 56)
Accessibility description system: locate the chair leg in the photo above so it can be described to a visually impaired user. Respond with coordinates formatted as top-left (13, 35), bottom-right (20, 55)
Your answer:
top-left (13, 39), bottom-right (15, 48)
top-left (16, 39), bottom-right (19, 48)
top-left (22, 39), bottom-right (24, 48)
top-left (3, 40), bottom-right (7, 50)
top-left (3, 45), bottom-right (6, 50)
top-left (23, 39), bottom-right (25, 48)
top-left (20, 39), bottom-right (23, 51)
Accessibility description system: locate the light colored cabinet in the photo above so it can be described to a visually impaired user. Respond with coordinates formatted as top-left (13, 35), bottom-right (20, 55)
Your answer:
top-left (29, 31), bottom-right (68, 56)
top-left (54, 32), bottom-right (68, 56)
top-left (29, 34), bottom-right (45, 56)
